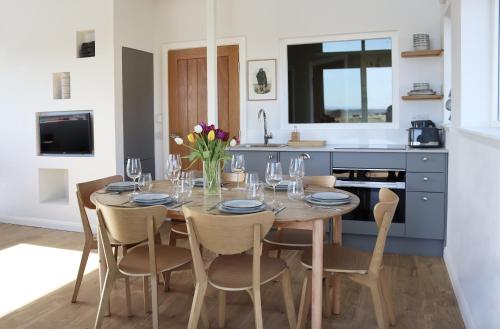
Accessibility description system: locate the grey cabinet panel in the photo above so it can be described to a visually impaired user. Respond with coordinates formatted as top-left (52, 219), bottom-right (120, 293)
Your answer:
top-left (406, 192), bottom-right (445, 239)
top-left (343, 220), bottom-right (406, 237)
top-left (279, 151), bottom-right (331, 175)
top-left (407, 153), bottom-right (446, 172)
top-left (332, 152), bottom-right (406, 169)
top-left (406, 172), bottom-right (446, 192)
top-left (227, 151), bottom-right (278, 179)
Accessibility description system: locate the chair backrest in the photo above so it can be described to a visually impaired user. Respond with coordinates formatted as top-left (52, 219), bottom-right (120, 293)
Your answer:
top-left (222, 172), bottom-right (246, 183)
top-left (303, 175), bottom-right (336, 188)
top-left (368, 188), bottom-right (399, 277)
top-left (76, 175), bottom-right (123, 239)
top-left (183, 206), bottom-right (275, 255)
top-left (96, 201), bottom-right (166, 245)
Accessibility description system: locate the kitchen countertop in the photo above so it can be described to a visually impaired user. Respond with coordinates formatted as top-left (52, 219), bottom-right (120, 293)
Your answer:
top-left (230, 144), bottom-right (448, 153)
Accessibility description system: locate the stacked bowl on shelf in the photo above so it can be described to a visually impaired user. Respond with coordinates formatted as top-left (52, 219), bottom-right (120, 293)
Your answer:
top-left (413, 33), bottom-right (430, 51)
top-left (408, 82), bottom-right (436, 96)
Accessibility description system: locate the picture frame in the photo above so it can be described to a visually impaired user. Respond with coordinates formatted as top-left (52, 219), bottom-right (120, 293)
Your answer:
top-left (247, 59), bottom-right (277, 100)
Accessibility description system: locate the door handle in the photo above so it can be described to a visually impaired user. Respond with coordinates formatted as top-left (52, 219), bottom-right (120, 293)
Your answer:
top-left (422, 196), bottom-right (429, 201)
top-left (422, 157), bottom-right (429, 162)
top-left (423, 177), bottom-right (429, 181)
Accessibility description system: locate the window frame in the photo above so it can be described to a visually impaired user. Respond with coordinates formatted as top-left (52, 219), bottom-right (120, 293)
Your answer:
top-left (492, 0), bottom-right (500, 126)
top-left (279, 31), bottom-right (400, 130)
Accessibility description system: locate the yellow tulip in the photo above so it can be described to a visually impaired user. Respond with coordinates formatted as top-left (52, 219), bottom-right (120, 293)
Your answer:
top-left (207, 130), bottom-right (215, 141)
top-left (187, 133), bottom-right (195, 143)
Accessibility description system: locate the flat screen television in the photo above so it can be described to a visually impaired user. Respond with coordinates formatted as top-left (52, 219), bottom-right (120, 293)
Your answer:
top-left (38, 111), bottom-right (94, 155)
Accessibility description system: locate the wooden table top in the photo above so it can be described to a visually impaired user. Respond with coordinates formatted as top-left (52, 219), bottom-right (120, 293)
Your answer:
top-left (90, 180), bottom-right (359, 223)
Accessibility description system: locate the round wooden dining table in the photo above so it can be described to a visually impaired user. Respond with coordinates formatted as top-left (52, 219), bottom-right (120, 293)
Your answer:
top-left (91, 180), bottom-right (359, 329)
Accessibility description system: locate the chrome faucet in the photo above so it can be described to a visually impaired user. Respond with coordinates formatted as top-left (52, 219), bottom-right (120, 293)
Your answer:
top-left (258, 109), bottom-right (273, 145)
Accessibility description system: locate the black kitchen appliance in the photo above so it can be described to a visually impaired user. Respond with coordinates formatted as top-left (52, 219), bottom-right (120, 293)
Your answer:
top-left (408, 120), bottom-right (442, 148)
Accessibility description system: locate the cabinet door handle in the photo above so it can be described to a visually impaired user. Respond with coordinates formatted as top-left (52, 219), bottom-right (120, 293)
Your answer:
top-left (299, 153), bottom-right (311, 160)
top-left (422, 196), bottom-right (429, 201)
top-left (422, 157), bottom-right (429, 162)
top-left (423, 177), bottom-right (429, 181)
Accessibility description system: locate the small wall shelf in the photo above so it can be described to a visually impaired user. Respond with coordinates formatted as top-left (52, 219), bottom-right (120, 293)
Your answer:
top-left (52, 72), bottom-right (71, 99)
top-left (401, 49), bottom-right (444, 58)
top-left (402, 94), bottom-right (444, 101)
top-left (76, 30), bottom-right (95, 58)
top-left (38, 168), bottom-right (69, 204)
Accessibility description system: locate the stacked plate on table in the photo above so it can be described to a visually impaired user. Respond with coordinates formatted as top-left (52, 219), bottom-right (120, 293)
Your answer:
top-left (217, 199), bottom-right (267, 214)
top-left (106, 181), bottom-right (135, 192)
top-left (304, 192), bottom-right (351, 207)
top-left (132, 193), bottom-right (175, 206)
top-left (413, 34), bottom-right (430, 51)
top-left (265, 180), bottom-right (291, 191)
top-left (193, 178), bottom-right (204, 188)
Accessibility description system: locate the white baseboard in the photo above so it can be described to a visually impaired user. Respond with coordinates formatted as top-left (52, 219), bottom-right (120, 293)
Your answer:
top-left (443, 248), bottom-right (476, 329)
top-left (0, 215), bottom-right (83, 233)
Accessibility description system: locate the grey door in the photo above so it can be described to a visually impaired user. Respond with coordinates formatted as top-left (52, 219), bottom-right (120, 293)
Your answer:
top-left (279, 151), bottom-right (331, 176)
top-left (122, 47), bottom-right (155, 178)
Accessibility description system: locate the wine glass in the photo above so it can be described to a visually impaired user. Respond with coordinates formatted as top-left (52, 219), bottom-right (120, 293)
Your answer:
top-left (181, 170), bottom-right (196, 189)
top-left (289, 157), bottom-right (305, 180)
top-left (265, 161), bottom-right (283, 208)
top-left (126, 158), bottom-right (142, 195)
top-left (138, 173), bottom-right (152, 192)
top-left (165, 154), bottom-right (182, 193)
top-left (231, 154), bottom-right (245, 190)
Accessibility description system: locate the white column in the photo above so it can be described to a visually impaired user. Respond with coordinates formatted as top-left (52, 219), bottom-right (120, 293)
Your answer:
top-left (206, 0), bottom-right (218, 125)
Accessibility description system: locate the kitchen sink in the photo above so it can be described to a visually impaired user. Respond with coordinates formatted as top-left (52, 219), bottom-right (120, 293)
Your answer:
top-left (242, 143), bottom-right (287, 148)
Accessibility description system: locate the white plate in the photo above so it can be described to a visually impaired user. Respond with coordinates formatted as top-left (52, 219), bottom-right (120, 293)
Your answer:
top-left (107, 181), bottom-right (135, 190)
top-left (222, 199), bottom-right (264, 209)
top-left (310, 192), bottom-right (351, 201)
top-left (304, 195), bottom-right (350, 206)
top-left (133, 193), bottom-right (171, 203)
top-left (218, 203), bottom-right (267, 214)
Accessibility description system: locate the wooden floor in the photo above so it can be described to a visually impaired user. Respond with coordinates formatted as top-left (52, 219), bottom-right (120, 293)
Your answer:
top-left (0, 223), bottom-right (464, 329)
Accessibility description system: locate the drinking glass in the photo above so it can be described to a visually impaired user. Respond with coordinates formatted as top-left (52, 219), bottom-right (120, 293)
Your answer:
top-left (181, 170), bottom-right (196, 189)
top-left (138, 173), bottom-right (153, 192)
top-left (245, 172), bottom-right (259, 186)
top-left (126, 158), bottom-right (142, 195)
top-left (246, 182), bottom-right (265, 202)
top-left (287, 179), bottom-right (304, 200)
top-left (231, 154), bottom-right (245, 190)
top-left (265, 161), bottom-right (283, 208)
top-left (175, 178), bottom-right (192, 202)
top-left (289, 157), bottom-right (305, 180)
top-left (165, 154), bottom-right (182, 193)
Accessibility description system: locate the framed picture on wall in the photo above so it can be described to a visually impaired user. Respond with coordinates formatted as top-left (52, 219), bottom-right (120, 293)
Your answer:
top-left (247, 59), bottom-right (277, 100)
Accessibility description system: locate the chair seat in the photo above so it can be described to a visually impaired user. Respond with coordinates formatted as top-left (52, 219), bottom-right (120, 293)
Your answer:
top-left (208, 254), bottom-right (287, 290)
top-left (264, 228), bottom-right (313, 248)
top-left (119, 244), bottom-right (191, 276)
top-left (171, 222), bottom-right (188, 235)
top-left (301, 245), bottom-right (371, 274)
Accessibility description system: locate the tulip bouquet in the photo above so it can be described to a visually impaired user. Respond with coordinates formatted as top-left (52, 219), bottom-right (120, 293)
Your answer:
top-left (174, 122), bottom-right (238, 195)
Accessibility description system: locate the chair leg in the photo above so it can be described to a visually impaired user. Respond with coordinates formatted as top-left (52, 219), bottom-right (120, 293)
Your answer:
top-left (253, 287), bottom-right (264, 329)
top-left (380, 269), bottom-right (396, 325)
top-left (188, 282), bottom-right (208, 329)
top-left (218, 290), bottom-right (226, 328)
top-left (281, 269), bottom-right (297, 329)
top-left (94, 270), bottom-right (116, 329)
top-left (332, 273), bottom-right (342, 314)
top-left (297, 271), bottom-right (311, 329)
top-left (163, 231), bottom-right (178, 292)
top-left (370, 281), bottom-right (389, 329)
top-left (151, 274), bottom-right (159, 329)
top-left (121, 246), bottom-right (133, 317)
top-left (324, 274), bottom-right (332, 317)
top-left (71, 242), bottom-right (92, 303)
top-left (143, 276), bottom-right (151, 314)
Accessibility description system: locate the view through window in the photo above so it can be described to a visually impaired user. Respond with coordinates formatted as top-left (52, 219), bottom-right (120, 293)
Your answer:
top-left (288, 38), bottom-right (393, 124)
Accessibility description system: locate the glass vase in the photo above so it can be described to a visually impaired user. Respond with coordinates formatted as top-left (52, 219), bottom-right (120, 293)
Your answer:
top-left (203, 160), bottom-right (222, 196)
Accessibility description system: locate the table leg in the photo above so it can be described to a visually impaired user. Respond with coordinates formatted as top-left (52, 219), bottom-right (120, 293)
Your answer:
top-left (97, 226), bottom-right (110, 316)
top-left (333, 215), bottom-right (342, 315)
top-left (311, 219), bottom-right (324, 329)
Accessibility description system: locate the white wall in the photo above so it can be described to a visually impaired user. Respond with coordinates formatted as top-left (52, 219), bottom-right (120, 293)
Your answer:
top-left (0, 0), bottom-right (117, 231)
top-left (443, 1), bottom-right (500, 329)
top-left (153, 0), bottom-right (444, 146)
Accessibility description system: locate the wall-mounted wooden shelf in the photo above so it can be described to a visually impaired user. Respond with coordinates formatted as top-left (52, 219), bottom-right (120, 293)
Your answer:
top-left (402, 94), bottom-right (444, 101)
top-left (401, 49), bottom-right (444, 58)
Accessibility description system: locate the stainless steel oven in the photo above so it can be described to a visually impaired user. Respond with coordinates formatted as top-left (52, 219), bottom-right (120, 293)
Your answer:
top-left (332, 168), bottom-right (406, 223)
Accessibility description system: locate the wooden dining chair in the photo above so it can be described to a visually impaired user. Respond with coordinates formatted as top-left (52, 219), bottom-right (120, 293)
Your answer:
top-left (72, 175), bottom-right (123, 303)
top-left (263, 175), bottom-right (336, 256)
top-left (183, 206), bottom-right (296, 329)
top-left (94, 202), bottom-right (192, 329)
top-left (297, 188), bottom-right (399, 329)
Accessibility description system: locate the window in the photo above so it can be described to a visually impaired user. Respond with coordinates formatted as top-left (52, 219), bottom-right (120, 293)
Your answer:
top-left (287, 37), bottom-right (393, 124)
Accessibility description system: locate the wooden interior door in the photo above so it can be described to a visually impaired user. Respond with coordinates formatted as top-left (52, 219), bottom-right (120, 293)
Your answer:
top-left (168, 45), bottom-right (239, 168)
